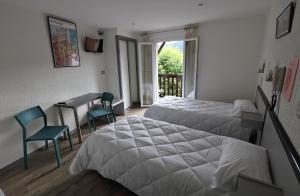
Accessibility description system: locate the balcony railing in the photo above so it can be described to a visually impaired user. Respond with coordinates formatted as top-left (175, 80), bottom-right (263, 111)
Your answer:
top-left (158, 74), bottom-right (183, 97)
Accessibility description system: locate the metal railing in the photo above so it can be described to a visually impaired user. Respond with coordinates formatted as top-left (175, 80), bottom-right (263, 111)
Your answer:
top-left (158, 74), bottom-right (183, 97)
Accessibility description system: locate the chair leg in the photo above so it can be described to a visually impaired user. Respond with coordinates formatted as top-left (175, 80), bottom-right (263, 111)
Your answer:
top-left (53, 139), bottom-right (61, 168)
top-left (87, 114), bottom-right (92, 132)
top-left (106, 115), bottom-right (110, 124)
top-left (93, 118), bottom-right (96, 131)
top-left (112, 113), bottom-right (116, 122)
top-left (45, 140), bottom-right (48, 149)
top-left (66, 128), bottom-right (73, 151)
top-left (23, 141), bottom-right (28, 169)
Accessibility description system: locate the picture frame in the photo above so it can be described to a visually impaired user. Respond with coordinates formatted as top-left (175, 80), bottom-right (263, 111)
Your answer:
top-left (47, 16), bottom-right (80, 68)
top-left (276, 2), bottom-right (295, 39)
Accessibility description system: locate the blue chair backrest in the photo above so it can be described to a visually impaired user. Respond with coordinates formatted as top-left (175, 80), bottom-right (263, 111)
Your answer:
top-left (101, 92), bottom-right (114, 109)
top-left (15, 106), bottom-right (47, 128)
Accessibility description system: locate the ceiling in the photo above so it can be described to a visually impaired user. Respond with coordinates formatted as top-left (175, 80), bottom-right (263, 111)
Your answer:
top-left (0, 0), bottom-right (272, 33)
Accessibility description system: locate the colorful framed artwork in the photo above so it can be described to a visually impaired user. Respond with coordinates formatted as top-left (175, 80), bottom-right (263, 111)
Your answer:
top-left (283, 57), bottom-right (299, 102)
top-left (276, 2), bottom-right (295, 39)
top-left (48, 16), bottom-right (80, 68)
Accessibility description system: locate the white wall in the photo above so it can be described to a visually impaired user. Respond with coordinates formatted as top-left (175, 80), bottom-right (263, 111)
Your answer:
top-left (145, 29), bottom-right (185, 42)
top-left (117, 28), bottom-right (139, 40)
top-left (103, 28), bottom-right (120, 98)
top-left (196, 15), bottom-right (266, 102)
top-left (139, 15), bottom-right (266, 103)
top-left (0, 3), bottom-right (106, 169)
top-left (260, 0), bottom-right (300, 153)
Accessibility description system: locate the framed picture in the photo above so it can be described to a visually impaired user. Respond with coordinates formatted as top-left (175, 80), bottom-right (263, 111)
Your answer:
top-left (48, 16), bottom-right (80, 68)
top-left (283, 57), bottom-right (299, 102)
top-left (276, 2), bottom-right (295, 39)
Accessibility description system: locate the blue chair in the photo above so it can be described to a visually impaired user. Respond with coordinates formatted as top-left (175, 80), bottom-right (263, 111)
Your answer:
top-left (87, 92), bottom-right (116, 131)
top-left (15, 106), bottom-right (73, 169)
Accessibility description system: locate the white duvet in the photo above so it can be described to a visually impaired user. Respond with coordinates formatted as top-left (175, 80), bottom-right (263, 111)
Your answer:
top-left (70, 116), bottom-right (269, 196)
top-left (144, 96), bottom-right (252, 141)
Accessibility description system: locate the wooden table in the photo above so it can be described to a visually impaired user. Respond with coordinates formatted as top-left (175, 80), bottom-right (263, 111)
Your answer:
top-left (55, 93), bottom-right (125, 143)
top-left (54, 93), bottom-right (102, 143)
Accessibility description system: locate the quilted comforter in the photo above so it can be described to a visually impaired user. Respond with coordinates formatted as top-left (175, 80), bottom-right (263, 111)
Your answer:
top-left (70, 116), bottom-right (259, 196)
top-left (144, 96), bottom-right (252, 141)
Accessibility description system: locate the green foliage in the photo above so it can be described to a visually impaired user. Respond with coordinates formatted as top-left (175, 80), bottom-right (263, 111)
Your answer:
top-left (158, 47), bottom-right (183, 74)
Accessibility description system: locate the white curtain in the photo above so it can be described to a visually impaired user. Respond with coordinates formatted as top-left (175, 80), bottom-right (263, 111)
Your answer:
top-left (141, 34), bottom-right (150, 42)
top-left (184, 26), bottom-right (198, 98)
top-left (141, 44), bottom-right (154, 106)
top-left (185, 26), bottom-right (198, 39)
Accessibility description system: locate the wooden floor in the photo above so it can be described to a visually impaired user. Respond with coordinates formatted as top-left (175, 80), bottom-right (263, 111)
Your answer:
top-left (0, 107), bottom-right (147, 196)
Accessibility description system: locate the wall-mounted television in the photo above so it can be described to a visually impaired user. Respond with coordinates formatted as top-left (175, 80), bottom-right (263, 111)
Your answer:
top-left (85, 36), bottom-right (103, 53)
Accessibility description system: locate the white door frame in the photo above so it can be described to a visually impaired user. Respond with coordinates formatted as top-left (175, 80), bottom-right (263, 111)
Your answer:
top-left (138, 42), bottom-right (157, 107)
top-left (182, 37), bottom-right (199, 99)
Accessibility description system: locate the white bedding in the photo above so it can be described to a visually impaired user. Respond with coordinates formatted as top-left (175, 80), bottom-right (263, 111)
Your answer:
top-left (147, 96), bottom-right (235, 114)
top-left (70, 116), bottom-right (270, 196)
top-left (144, 96), bottom-right (253, 141)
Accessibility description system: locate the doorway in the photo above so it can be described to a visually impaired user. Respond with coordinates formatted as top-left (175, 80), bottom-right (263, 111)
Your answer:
top-left (138, 37), bottom-right (198, 107)
top-left (157, 40), bottom-right (184, 98)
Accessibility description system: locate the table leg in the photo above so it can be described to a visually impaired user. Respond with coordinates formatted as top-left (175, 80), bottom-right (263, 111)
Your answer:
top-left (88, 101), bottom-right (95, 111)
top-left (87, 102), bottom-right (91, 110)
top-left (58, 107), bottom-right (67, 139)
top-left (58, 107), bottom-right (65, 125)
top-left (73, 108), bottom-right (83, 143)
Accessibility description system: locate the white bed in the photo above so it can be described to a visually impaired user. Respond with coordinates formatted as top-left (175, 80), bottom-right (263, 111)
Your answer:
top-left (144, 96), bottom-right (257, 142)
top-left (70, 116), bottom-right (271, 196)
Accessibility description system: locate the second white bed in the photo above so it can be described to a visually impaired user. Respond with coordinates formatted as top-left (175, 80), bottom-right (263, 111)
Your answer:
top-left (144, 96), bottom-right (257, 142)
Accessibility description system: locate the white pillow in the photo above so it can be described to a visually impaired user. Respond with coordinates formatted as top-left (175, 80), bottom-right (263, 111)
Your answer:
top-left (0, 188), bottom-right (5, 196)
top-left (211, 139), bottom-right (271, 194)
top-left (232, 99), bottom-right (257, 117)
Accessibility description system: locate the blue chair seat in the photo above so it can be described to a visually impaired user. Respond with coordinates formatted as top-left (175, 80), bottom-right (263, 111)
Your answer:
top-left (28, 126), bottom-right (68, 141)
top-left (87, 92), bottom-right (116, 131)
top-left (88, 109), bottom-right (112, 118)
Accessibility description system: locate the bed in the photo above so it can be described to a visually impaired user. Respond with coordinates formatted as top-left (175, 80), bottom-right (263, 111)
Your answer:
top-left (144, 89), bottom-right (263, 142)
top-left (70, 116), bottom-right (271, 196)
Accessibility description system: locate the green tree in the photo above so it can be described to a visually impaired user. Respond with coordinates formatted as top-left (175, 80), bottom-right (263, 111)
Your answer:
top-left (158, 47), bottom-right (183, 74)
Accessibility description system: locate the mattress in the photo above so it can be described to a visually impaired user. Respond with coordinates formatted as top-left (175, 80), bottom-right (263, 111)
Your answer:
top-left (146, 96), bottom-right (235, 114)
top-left (70, 116), bottom-right (268, 196)
top-left (144, 96), bottom-right (252, 141)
